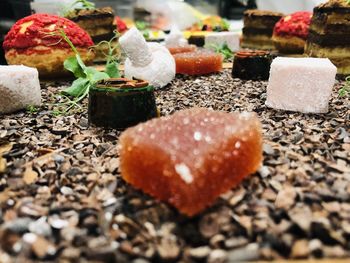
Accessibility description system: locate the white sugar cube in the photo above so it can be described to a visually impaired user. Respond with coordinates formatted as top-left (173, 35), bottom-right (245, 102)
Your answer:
top-left (0, 65), bottom-right (41, 114)
top-left (205, 32), bottom-right (240, 52)
top-left (266, 57), bottom-right (337, 113)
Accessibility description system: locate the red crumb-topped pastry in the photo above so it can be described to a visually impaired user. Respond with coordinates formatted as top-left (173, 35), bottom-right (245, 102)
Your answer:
top-left (4, 14), bottom-right (93, 52)
top-left (274, 11), bottom-right (312, 40)
top-left (3, 14), bottom-right (94, 77)
top-left (272, 11), bottom-right (312, 54)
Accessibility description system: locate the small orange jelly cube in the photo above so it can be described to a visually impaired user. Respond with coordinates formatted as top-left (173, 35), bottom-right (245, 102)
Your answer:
top-left (167, 45), bottom-right (197, 55)
top-left (119, 108), bottom-right (263, 216)
top-left (173, 51), bottom-right (223, 75)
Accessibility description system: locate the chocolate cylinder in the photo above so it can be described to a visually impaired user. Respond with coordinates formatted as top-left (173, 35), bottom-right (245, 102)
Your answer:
top-left (88, 78), bottom-right (158, 129)
top-left (232, 50), bottom-right (274, 80)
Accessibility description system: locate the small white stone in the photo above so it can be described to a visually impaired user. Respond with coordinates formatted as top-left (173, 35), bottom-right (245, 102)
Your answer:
top-left (205, 32), bottom-right (240, 52)
top-left (23, 233), bottom-right (37, 244)
top-left (175, 163), bottom-right (193, 184)
top-left (266, 57), bottom-right (337, 113)
top-left (0, 65), bottom-right (41, 114)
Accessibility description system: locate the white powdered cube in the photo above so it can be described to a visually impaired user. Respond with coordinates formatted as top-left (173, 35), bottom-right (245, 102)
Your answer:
top-left (266, 57), bottom-right (337, 113)
top-left (0, 65), bottom-right (41, 114)
top-left (205, 32), bottom-right (240, 52)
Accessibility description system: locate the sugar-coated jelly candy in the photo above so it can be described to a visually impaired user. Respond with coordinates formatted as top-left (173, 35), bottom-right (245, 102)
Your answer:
top-left (173, 51), bottom-right (223, 75)
top-left (167, 45), bottom-right (197, 55)
top-left (119, 108), bottom-right (263, 216)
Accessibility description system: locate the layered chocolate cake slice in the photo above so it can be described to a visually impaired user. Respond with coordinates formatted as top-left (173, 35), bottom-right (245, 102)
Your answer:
top-left (241, 10), bottom-right (284, 50)
top-left (66, 7), bottom-right (117, 61)
top-left (305, 0), bottom-right (350, 76)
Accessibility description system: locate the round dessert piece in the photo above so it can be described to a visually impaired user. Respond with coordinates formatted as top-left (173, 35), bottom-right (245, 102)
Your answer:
top-left (167, 45), bottom-right (197, 55)
top-left (272, 11), bottom-right (312, 54)
top-left (173, 51), bottom-right (223, 75)
top-left (88, 78), bottom-right (158, 129)
top-left (3, 14), bottom-right (94, 77)
top-left (232, 50), bottom-right (274, 80)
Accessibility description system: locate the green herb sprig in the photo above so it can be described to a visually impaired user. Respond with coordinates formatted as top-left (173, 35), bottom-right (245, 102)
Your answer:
top-left (210, 43), bottom-right (233, 61)
top-left (339, 76), bottom-right (350, 97)
top-left (135, 21), bottom-right (150, 39)
top-left (221, 19), bottom-right (231, 31)
top-left (47, 29), bottom-right (120, 115)
top-left (69, 0), bottom-right (95, 10)
top-left (26, 105), bottom-right (39, 114)
top-left (62, 0), bottom-right (95, 16)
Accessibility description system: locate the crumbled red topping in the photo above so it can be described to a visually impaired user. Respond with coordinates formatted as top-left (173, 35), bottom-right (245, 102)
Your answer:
top-left (3, 14), bottom-right (93, 52)
top-left (115, 16), bottom-right (128, 33)
top-left (273, 11), bottom-right (312, 40)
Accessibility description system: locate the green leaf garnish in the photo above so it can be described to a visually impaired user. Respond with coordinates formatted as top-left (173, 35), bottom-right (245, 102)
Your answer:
top-left (105, 61), bottom-right (120, 78)
top-left (221, 19), bottom-right (231, 31)
top-left (47, 30), bottom-right (120, 116)
top-left (339, 76), bottom-right (350, 97)
top-left (209, 43), bottom-right (233, 61)
top-left (26, 105), bottom-right (39, 114)
top-left (135, 21), bottom-right (151, 40)
top-left (63, 56), bottom-right (85, 78)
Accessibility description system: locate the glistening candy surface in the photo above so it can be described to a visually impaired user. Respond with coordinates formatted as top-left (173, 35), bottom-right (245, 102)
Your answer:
top-left (119, 108), bottom-right (263, 216)
top-left (173, 51), bottom-right (223, 75)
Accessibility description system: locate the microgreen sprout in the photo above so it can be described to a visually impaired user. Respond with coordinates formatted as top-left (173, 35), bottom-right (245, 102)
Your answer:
top-left (209, 43), bottom-right (233, 61)
top-left (339, 76), bottom-right (350, 97)
top-left (46, 29), bottom-right (120, 116)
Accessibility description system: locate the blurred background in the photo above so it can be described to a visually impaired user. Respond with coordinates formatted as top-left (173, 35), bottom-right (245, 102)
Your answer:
top-left (0, 0), bottom-right (327, 64)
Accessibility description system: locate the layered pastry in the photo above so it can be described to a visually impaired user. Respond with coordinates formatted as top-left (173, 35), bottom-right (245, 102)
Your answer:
top-left (241, 10), bottom-right (284, 50)
top-left (88, 78), bottom-right (158, 129)
top-left (65, 7), bottom-right (116, 61)
top-left (273, 12), bottom-right (312, 54)
top-left (232, 50), bottom-right (274, 80)
top-left (305, 0), bottom-right (350, 76)
top-left (3, 14), bottom-right (94, 77)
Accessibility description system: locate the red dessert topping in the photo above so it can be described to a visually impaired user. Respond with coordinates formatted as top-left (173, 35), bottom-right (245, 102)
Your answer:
top-left (115, 16), bottom-right (128, 33)
top-left (273, 11), bottom-right (312, 40)
top-left (3, 14), bottom-right (93, 52)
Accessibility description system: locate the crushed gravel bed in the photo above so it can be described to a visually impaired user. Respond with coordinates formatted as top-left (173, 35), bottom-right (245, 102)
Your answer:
top-left (0, 69), bottom-right (349, 262)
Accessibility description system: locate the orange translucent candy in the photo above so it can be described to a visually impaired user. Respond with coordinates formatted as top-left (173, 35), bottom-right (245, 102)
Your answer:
top-left (173, 51), bottom-right (223, 75)
top-left (119, 108), bottom-right (263, 216)
top-left (167, 45), bottom-right (197, 55)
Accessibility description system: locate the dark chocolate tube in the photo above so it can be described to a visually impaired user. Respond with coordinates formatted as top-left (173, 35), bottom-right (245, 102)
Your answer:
top-left (232, 50), bottom-right (274, 80)
top-left (88, 78), bottom-right (158, 130)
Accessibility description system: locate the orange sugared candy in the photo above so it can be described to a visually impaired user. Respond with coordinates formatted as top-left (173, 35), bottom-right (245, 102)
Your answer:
top-left (119, 108), bottom-right (263, 216)
top-left (173, 51), bottom-right (223, 75)
top-left (167, 44), bottom-right (197, 54)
